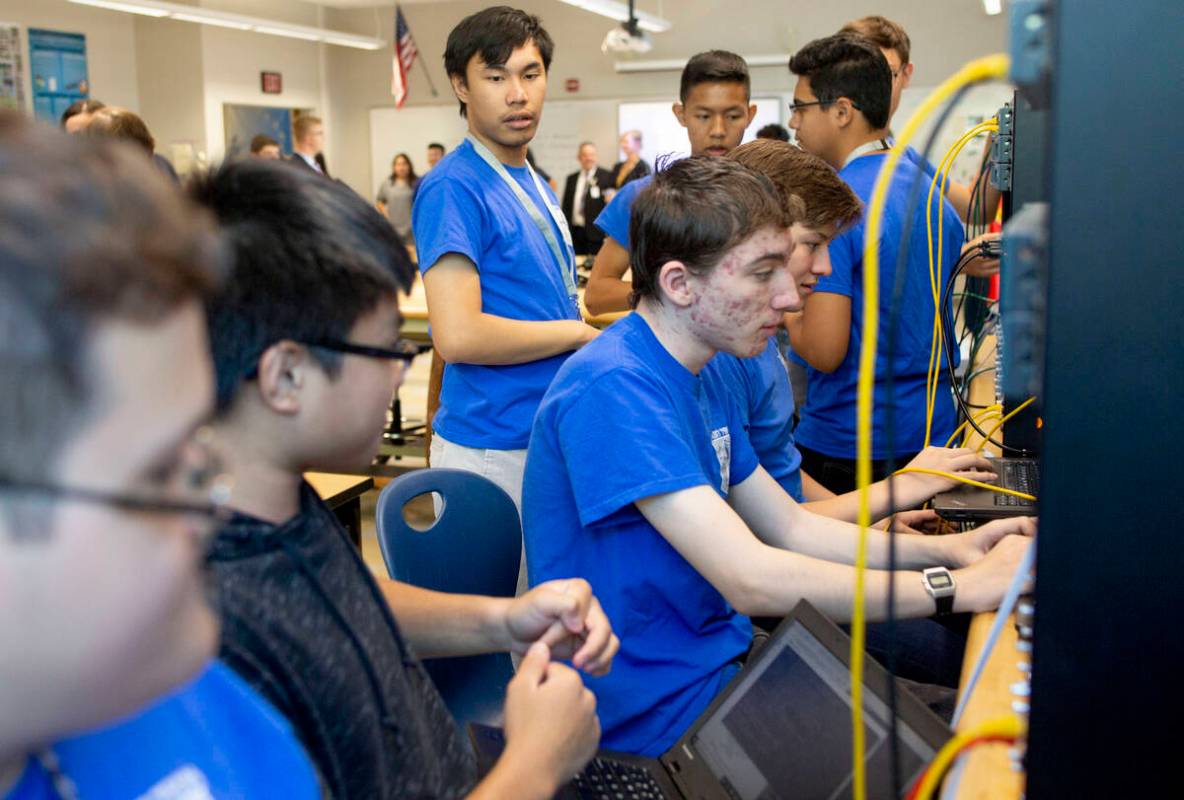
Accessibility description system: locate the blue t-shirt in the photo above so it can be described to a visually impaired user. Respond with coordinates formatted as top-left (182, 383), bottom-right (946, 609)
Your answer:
top-left (593, 174), bottom-right (652, 250)
top-left (412, 139), bottom-right (582, 450)
top-left (6, 661), bottom-right (317, 800)
top-left (704, 338), bottom-right (804, 502)
top-left (902, 143), bottom-right (939, 179)
top-left (523, 312), bottom-right (758, 757)
top-left (794, 152), bottom-right (964, 460)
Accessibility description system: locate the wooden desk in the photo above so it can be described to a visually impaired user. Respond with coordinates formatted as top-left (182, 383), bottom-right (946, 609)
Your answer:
top-left (951, 334), bottom-right (1026, 800)
top-left (306, 471), bottom-right (373, 548)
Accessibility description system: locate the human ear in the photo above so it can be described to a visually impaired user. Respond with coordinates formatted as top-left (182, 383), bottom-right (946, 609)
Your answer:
top-left (672, 102), bottom-right (688, 129)
top-left (450, 72), bottom-right (470, 107)
top-left (657, 260), bottom-right (695, 307)
top-left (833, 98), bottom-right (855, 130)
top-left (255, 341), bottom-right (305, 415)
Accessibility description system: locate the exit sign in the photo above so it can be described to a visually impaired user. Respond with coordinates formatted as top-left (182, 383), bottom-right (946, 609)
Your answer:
top-left (261, 71), bottom-right (283, 94)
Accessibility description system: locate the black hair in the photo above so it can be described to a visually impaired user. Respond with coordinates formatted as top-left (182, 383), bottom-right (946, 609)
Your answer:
top-left (444, 6), bottom-right (554, 117)
top-left (628, 156), bottom-right (786, 307)
top-left (755, 123), bottom-right (791, 142)
top-left (427, 142), bottom-right (445, 152)
top-left (59, 98), bottom-right (105, 128)
top-left (389, 152), bottom-right (418, 183)
top-left (189, 159), bottom-right (414, 412)
top-left (679, 50), bottom-right (750, 104)
top-left (250, 134), bottom-right (279, 153)
top-left (788, 34), bottom-right (891, 130)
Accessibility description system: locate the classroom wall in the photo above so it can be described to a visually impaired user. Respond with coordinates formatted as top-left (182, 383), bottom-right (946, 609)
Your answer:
top-left (134, 15), bottom-right (207, 164)
top-left (0, 0), bottom-right (140, 113)
top-left (323, 0), bottom-right (1009, 196)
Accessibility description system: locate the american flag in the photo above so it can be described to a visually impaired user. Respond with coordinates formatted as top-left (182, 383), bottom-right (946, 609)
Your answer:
top-left (391, 5), bottom-right (418, 109)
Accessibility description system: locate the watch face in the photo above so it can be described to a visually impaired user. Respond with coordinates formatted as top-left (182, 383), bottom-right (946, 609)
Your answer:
top-left (928, 573), bottom-right (952, 589)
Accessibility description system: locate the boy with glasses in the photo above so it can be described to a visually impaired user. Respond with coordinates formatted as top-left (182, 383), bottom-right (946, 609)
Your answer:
top-left (0, 118), bottom-right (317, 798)
top-left (196, 158), bottom-right (617, 800)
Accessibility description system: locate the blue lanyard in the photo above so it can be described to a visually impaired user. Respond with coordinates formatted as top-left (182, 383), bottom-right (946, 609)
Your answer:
top-left (464, 135), bottom-right (578, 302)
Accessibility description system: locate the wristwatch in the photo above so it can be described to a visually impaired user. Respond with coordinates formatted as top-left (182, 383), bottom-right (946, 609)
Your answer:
top-left (921, 567), bottom-right (957, 615)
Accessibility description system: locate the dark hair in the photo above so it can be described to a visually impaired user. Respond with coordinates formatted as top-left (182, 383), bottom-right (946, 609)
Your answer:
top-left (755, 123), bottom-right (791, 142)
top-left (729, 139), bottom-right (863, 234)
top-left (86, 107), bottom-right (156, 154)
top-left (250, 134), bottom-right (279, 153)
top-left (389, 152), bottom-right (418, 183)
top-left (444, 6), bottom-right (554, 117)
top-left (839, 15), bottom-right (911, 65)
top-left (679, 50), bottom-right (750, 104)
top-left (59, 98), bottom-right (105, 128)
top-left (427, 142), bottom-right (445, 152)
top-left (789, 35), bottom-right (891, 130)
top-left (189, 159), bottom-right (414, 412)
top-left (0, 114), bottom-right (223, 484)
top-left (628, 156), bottom-right (786, 307)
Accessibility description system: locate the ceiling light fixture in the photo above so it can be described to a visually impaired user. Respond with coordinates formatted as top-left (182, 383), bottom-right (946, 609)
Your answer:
top-left (555, 0), bottom-right (672, 34)
top-left (67, 0), bottom-right (385, 50)
top-left (614, 53), bottom-right (791, 73)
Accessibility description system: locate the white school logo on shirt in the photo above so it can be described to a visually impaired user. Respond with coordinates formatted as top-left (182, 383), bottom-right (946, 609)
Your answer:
top-left (711, 428), bottom-right (732, 493)
top-left (135, 765), bottom-right (214, 800)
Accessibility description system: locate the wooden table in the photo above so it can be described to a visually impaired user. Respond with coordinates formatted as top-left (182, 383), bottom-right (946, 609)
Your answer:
top-left (306, 471), bottom-right (373, 548)
top-left (950, 334), bottom-right (1026, 800)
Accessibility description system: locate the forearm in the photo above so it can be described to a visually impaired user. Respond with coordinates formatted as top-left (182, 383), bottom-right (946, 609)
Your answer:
top-left (781, 508), bottom-right (951, 571)
top-left (468, 754), bottom-right (558, 800)
top-left (379, 579), bottom-right (510, 658)
top-left (584, 275), bottom-right (632, 315)
top-left (802, 474), bottom-right (932, 524)
top-left (800, 470), bottom-right (836, 501)
top-left (434, 313), bottom-right (593, 365)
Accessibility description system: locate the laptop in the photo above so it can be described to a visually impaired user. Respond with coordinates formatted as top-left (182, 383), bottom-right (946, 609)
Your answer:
top-left (931, 457), bottom-right (1040, 522)
top-left (468, 601), bottom-right (951, 800)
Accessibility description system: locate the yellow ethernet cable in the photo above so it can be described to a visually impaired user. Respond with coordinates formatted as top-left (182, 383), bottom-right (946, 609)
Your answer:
top-left (910, 716), bottom-right (1026, 800)
top-left (850, 52), bottom-right (1010, 800)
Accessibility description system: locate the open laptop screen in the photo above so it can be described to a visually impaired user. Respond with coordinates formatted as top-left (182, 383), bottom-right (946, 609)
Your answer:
top-left (684, 618), bottom-right (941, 799)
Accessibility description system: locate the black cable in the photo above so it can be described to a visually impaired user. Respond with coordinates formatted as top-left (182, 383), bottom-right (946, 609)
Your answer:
top-left (879, 81), bottom-right (974, 799)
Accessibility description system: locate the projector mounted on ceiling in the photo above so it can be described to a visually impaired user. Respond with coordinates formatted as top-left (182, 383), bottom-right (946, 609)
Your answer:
top-left (601, 0), bottom-right (654, 54)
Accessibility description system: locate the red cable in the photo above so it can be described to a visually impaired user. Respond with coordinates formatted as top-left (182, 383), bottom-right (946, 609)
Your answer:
top-left (904, 734), bottom-right (1018, 800)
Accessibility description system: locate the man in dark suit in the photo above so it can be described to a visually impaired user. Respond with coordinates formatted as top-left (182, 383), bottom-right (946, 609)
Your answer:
top-left (561, 142), bottom-right (614, 258)
top-left (288, 115), bottom-right (329, 178)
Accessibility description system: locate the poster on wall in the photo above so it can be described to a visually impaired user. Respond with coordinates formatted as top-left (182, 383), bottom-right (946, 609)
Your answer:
top-left (223, 103), bottom-right (306, 161)
top-left (0, 24), bottom-right (27, 112)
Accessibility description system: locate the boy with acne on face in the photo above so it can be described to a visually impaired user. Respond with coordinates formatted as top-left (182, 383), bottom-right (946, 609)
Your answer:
top-left (584, 49), bottom-right (758, 316)
top-left (522, 157), bottom-right (1034, 756)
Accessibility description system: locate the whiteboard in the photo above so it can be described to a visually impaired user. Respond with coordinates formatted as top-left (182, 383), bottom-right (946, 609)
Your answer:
top-left (369, 97), bottom-right (619, 198)
top-left (617, 95), bottom-right (788, 168)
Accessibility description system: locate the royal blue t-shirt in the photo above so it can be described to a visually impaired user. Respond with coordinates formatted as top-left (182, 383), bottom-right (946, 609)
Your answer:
top-left (523, 312), bottom-right (758, 757)
top-left (704, 338), bottom-right (805, 502)
top-left (794, 152), bottom-right (964, 460)
top-left (6, 661), bottom-right (317, 800)
top-left (412, 139), bottom-right (582, 450)
top-left (593, 174), bottom-right (652, 250)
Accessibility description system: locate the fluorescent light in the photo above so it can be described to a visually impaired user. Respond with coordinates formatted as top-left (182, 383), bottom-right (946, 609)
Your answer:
top-left (171, 12), bottom-right (251, 31)
top-left (66, 0), bottom-right (385, 49)
top-left (983, 0), bottom-right (1004, 14)
top-left (615, 53), bottom-right (790, 73)
top-left (69, 0), bottom-right (169, 17)
top-left (555, 0), bottom-right (672, 34)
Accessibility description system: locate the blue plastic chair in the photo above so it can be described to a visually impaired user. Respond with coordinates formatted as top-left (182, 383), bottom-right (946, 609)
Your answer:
top-left (374, 468), bottom-right (520, 727)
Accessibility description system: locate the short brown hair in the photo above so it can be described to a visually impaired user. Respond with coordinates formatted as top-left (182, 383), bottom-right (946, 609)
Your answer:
top-left (86, 106), bottom-right (156, 154)
top-left (729, 140), bottom-right (863, 235)
top-left (292, 114), bottom-right (322, 143)
top-left (0, 114), bottom-right (223, 483)
top-left (629, 156), bottom-right (787, 307)
top-left (839, 15), bottom-right (911, 65)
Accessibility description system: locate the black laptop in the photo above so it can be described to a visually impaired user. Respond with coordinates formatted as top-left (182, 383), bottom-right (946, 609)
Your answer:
top-left (468, 601), bottom-right (951, 800)
top-left (931, 457), bottom-right (1040, 522)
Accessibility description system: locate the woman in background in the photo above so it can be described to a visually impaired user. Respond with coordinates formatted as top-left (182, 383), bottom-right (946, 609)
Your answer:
top-left (376, 152), bottom-right (418, 245)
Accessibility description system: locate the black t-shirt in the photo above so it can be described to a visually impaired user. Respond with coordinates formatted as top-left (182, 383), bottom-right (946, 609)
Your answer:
top-left (207, 482), bottom-right (477, 799)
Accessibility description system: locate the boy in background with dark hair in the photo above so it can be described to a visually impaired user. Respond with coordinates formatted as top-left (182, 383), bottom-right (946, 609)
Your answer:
top-left (426, 141), bottom-right (446, 169)
top-left (0, 118), bottom-right (317, 798)
top-left (196, 158), bottom-right (616, 800)
top-left (585, 49), bottom-right (757, 315)
top-left (414, 6), bottom-right (599, 511)
top-left (787, 34), bottom-right (967, 493)
top-left (523, 156), bottom-right (1032, 755)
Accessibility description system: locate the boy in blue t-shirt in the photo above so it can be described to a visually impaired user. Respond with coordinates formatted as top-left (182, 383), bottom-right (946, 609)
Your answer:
top-left (787, 35), bottom-right (970, 493)
top-left (0, 121), bottom-right (317, 798)
top-left (413, 7), bottom-right (599, 510)
top-left (523, 157), bottom-right (1035, 756)
top-left (584, 50), bottom-right (758, 316)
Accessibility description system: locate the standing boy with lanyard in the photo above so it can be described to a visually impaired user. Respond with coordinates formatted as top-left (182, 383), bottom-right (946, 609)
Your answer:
top-left (787, 35), bottom-right (967, 494)
top-left (522, 158), bottom-right (1034, 756)
top-left (0, 120), bottom-right (317, 799)
top-left (583, 50), bottom-right (758, 316)
top-left (413, 6), bottom-right (599, 509)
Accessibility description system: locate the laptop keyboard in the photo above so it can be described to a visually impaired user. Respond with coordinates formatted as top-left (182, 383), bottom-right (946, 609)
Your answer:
top-left (571, 757), bottom-right (666, 799)
top-left (994, 460), bottom-right (1039, 506)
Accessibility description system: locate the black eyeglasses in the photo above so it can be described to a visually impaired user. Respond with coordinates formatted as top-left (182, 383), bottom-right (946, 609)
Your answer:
top-left (301, 337), bottom-right (421, 366)
top-left (788, 98), bottom-right (862, 115)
